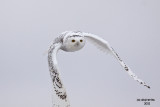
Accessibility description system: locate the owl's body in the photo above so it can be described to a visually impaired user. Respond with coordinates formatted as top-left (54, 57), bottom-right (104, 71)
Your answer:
top-left (48, 31), bottom-right (150, 107)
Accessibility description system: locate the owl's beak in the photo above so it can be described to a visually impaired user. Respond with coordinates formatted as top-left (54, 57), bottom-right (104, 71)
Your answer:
top-left (75, 42), bottom-right (79, 46)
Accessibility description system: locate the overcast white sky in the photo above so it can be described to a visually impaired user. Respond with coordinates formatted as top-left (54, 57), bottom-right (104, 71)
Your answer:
top-left (0, 0), bottom-right (160, 107)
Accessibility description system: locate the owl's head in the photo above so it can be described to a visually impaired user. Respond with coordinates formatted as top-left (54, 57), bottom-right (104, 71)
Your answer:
top-left (61, 31), bottom-right (86, 52)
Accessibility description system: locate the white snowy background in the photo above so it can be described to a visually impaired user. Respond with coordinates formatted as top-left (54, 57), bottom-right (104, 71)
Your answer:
top-left (0, 0), bottom-right (159, 107)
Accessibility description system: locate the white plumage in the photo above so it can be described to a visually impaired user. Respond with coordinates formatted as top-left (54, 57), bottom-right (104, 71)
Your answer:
top-left (48, 31), bottom-right (150, 107)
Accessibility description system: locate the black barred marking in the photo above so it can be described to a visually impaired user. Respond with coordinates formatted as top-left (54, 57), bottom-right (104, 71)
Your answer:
top-left (111, 47), bottom-right (123, 62)
top-left (124, 65), bottom-right (129, 71)
top-left (61, 95), bottom-right (67, 99)
top-left (48, 43), bottom-right (68, 101)
top-left (111, 47), bottom-right (129, 71)
top-left (58, 93), bottom-right (67, 100)
top-left (55, 77), bottom-right (63, 88)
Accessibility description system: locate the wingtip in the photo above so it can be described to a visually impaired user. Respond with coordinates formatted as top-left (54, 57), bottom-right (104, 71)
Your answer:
top-left (145, 85), bottom-right (150, 89)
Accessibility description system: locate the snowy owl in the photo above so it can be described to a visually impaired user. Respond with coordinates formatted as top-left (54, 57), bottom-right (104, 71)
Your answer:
top-left (48, 31), bottom-right (150, 107)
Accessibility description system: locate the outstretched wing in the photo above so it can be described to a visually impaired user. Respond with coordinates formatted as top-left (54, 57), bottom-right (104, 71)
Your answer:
top-left (83, 32), bottom-right (150, 89)
top-left (48, 42), bottom-right (70, 107)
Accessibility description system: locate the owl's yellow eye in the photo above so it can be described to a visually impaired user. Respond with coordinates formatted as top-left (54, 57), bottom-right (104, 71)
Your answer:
top-left (72, 39), bottom-right (75, 42)
top-left (80, 40), bottom-right (83, 42)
